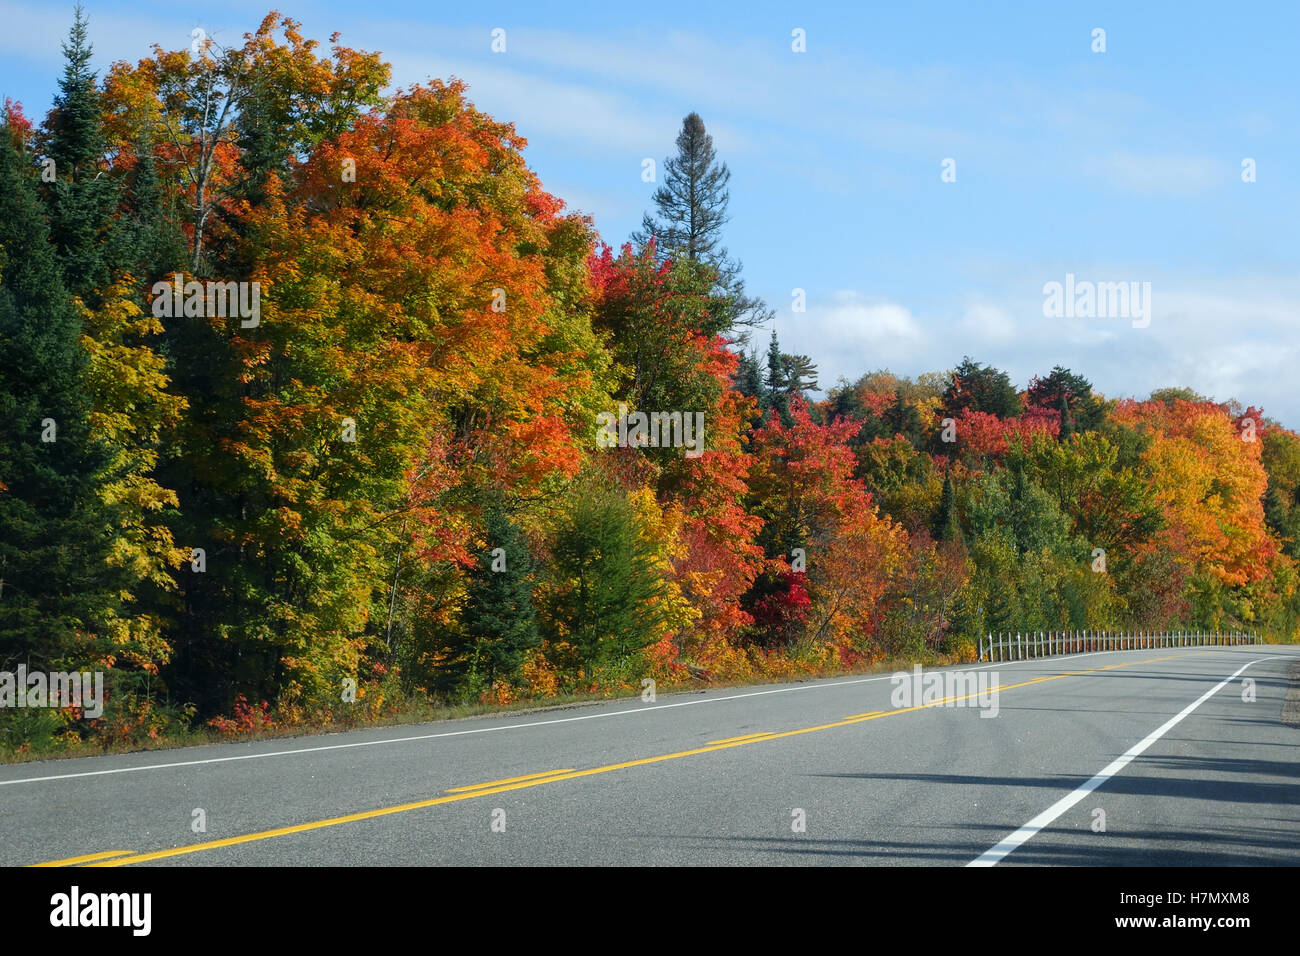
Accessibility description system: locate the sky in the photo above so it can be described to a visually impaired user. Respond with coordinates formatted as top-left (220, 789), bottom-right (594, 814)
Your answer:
top-left (2, 1), bottom-right (1298, 423)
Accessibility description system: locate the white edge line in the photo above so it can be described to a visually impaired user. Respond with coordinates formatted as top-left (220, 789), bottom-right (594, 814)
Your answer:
top-left (0, 646), bottom-right (1253, 788)
top-left (967, 654), bottom-right (1288, 867)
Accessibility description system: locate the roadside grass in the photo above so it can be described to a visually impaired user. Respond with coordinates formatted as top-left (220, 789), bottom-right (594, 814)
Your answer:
top-left (4, 634), bottom-right (1290, 766)
top-left (0, 645), bottom-right (983, 765)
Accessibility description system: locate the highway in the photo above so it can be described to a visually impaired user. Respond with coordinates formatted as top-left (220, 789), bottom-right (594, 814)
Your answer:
top-left (4, 645), bottom-right (1298, 866)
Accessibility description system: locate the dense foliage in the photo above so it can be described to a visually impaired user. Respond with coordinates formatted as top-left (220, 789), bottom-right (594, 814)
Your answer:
top-left (2, 12), bottom-right (1297, 750)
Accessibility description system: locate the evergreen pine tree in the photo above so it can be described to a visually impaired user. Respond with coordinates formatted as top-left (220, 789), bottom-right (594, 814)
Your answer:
top-left (934, 472), bottom-right (963, 542)
top-left (0, 119), bottom-right (112, 662)
top-left (781, 354), bottom-right (819, 399)
top-left (633, 112), bottom-right (772, 329)
top-left (110, 130), bottom-right (187, 286)
top-left (231, 79), bottom-right (286, 209)
top-left (1009, 459), bottom-right (1030, 554)
top-left (1028, 366), bottom-right (1103, 432)
top-left (942, 356), bottom-right (1023, 419)
top-left (459, 507), bottom-right (542, 690)
top-left (1059, 392), bottom-right (1075, 440)
top-left (886, 391), bottom-right (925, 447)
top-left (764, 331), bottom-right (789, 423)
top-left (735, 350), bottom-right (762, 400)
top-left (43, 5), bottom-right (117, 305)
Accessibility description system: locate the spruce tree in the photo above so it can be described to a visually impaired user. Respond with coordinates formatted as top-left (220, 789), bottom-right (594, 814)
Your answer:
top-left (734, 350), bottom-right (763, 403)
top-left (635, 113), bottom-right (728, 260)
top-left (1059, 392), bottom-right (1075, 440)
top-left (43, 5), bottom-right (117, 305)
top-left (764, 331), bottom-right (789, 422)
top-left (942, 357), bottom-right (1023, 419)
top-left (0, 120), bottom-right (111, 663)
top-left (634, 112), bottom-right (771, 329)
top-left (934, 472), bottom-right (963, 542)
top-left (886, 392), bottom-right (925, 447)
top-left (1028, 366), bottom-right (1102, 431)
top-left (459, 507), bottom-right (542, 690)
top-left (110, 130), bottom-right (187, 287)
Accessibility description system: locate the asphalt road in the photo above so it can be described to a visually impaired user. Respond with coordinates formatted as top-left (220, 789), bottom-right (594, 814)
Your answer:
top-left (4, 645), bottom-right (1298, 866)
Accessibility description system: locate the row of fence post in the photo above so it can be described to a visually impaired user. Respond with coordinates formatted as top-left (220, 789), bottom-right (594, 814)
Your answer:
top-left (977, 630), bottom-right (1258, 662)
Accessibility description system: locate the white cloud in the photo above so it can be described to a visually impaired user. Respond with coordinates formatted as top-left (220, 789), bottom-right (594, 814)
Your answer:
top-left (766, 273), bottom-right (1300, 424)
top-left (774, 291), bottom-right (929, 392)
top-left (958, 301), bottom-right (1019, 343)
top-left (385, 52), bottom-right (673, 155)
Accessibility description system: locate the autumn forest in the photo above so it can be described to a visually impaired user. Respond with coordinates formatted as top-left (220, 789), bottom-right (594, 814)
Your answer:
top-left (2, 11), bottom-right (1298, 753)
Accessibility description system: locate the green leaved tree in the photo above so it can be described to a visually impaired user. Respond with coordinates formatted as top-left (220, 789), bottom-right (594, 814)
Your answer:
top-left (543, 476), bottom-right (668, 671)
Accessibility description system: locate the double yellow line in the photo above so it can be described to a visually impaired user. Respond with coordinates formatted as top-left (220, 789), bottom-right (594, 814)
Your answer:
top-left (33, 651), bottom-right (1201, 867)
top-left (446, 769), bottom-right (575, 792)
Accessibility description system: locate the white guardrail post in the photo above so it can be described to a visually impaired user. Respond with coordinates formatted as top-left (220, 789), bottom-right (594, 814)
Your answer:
top-left (976, 626), bottom-right (1261, 664)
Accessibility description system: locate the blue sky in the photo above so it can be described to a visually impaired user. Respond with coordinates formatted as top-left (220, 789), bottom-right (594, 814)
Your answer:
top-left (3, 1), bottom-right (1298, 422)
